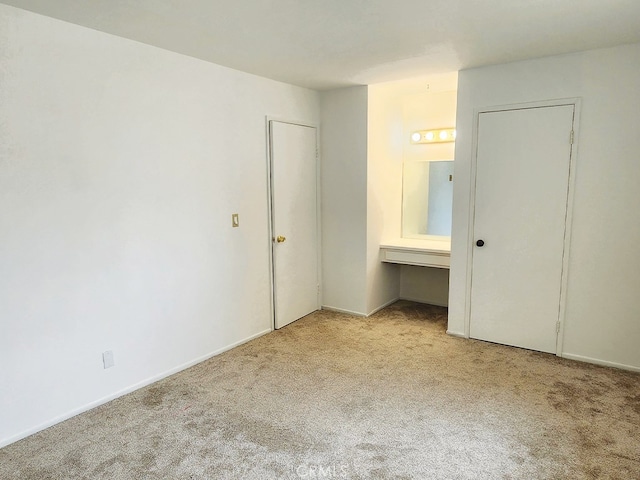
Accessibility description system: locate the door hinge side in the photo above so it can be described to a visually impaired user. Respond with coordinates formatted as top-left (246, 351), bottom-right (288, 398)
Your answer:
top-left (556, 321), bottom-right (561, 334)
top-left (570, 130), bottom-right (574, 145)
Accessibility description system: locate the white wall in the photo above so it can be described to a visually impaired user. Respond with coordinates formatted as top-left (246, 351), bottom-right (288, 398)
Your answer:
top-left (320, 87), bottom-right (369, 315)
top-left (398, 83), bottom-right (456, 306)
top-left (0, 4), bottom-right (319, 447)
top-left (449, 43), bottom-right (640, 371)
top-left (400, 267), bottom-right (450, 307)
top-left (366, 84), bottom-right (403, 314)
top-left (366, 77), bottom-right (457, 311)
top-left (402, 90), bottom-right (457, 164)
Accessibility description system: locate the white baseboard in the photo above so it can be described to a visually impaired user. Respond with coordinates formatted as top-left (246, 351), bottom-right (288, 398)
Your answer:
top-left (320, 305), bottom-right (368, 317)
top-left (322, 298), bottom-right (449, 318)
top-left (0, 328), bottom-right (272, 449)
top-left (366, 297), bottom-right (400, 317)
top-left (561, 353), bottom-right (640, 373)
top-left (446, 330), bottom-right (468, 338)
top-left (399, 296), bottom-right (449, 308)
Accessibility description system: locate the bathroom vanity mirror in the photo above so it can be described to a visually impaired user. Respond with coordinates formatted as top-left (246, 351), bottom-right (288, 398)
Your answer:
top-left (402, 160), bottom-right (454, 239)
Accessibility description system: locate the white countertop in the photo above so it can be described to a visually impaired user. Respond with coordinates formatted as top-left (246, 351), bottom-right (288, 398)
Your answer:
top-left (380, 237), bottom-right (451, 254)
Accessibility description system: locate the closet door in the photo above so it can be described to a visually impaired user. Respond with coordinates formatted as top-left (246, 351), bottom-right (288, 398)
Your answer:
top-left (269, 121), bottom-right (319, 329)
top-left (469, 105), bottom-right (574, 353)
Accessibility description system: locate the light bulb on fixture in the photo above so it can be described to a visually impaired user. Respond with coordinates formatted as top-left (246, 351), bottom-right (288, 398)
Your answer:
top-left (410, 127), bottom-right (456, 144)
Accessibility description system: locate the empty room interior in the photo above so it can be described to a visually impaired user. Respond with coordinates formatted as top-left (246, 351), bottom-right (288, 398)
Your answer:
top-left (1, 1), bottom-right (639, 478)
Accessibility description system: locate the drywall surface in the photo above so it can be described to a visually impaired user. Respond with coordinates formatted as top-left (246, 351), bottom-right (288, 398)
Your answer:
top-left (365, 84), bottom-right (403, 314)
top-left (400, 266), bottom-right (450, 307)
top-left (449, 43), bottom-right (640, 370)
top-left (402, 90), bottom-right (457, 164)
top-left (0, 4), bottom-right (319, 446)
top-left (324, 77), bottom-right (457, 316)
top-left (366, 76), bottom-right (457, 313)
top-left (320, 87), bottom-right (368, 315)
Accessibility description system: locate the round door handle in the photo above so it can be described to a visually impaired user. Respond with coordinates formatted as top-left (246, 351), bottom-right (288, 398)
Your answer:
top-left (476, 239), bottom-right (485, 247)
top-left (276, 235), bottom-right (286, 243)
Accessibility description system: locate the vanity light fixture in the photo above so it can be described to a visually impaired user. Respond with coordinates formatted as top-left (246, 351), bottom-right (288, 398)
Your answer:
top-left (411, 128), bottom-right (456, 144)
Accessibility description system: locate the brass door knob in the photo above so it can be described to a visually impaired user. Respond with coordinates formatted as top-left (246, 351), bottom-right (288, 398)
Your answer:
top-left (276, 235), bottom-right (286, 243)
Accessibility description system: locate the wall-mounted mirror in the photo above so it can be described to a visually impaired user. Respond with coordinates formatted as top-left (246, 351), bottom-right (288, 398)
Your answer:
top-left (402, 160), bottom-right (454, 239)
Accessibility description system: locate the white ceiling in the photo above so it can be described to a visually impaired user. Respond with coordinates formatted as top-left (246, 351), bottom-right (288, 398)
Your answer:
top-left (3, 0), bottom-right (640, 90)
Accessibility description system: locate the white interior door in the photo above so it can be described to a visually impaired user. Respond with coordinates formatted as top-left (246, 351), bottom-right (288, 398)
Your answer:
top-left (469, 105), bottom-right (575, 353)
top-left (270, 121), bottom-right (319, 329)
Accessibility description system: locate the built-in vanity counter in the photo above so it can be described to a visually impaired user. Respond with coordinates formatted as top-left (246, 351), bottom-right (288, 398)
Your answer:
top-left (380, 238), bottom-right (451, 269)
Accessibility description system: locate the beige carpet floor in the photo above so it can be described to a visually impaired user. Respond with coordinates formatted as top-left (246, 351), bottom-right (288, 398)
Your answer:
top-left (1, 301), bottom-right (639, 479)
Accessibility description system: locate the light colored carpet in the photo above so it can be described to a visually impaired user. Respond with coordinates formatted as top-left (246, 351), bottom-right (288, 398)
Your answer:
top-left (1, 301), bottom-right (639, 479)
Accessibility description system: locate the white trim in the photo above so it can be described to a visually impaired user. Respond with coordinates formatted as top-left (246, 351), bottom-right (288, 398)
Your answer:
top-left (324, 298), bottom-right (449, 318)
top-left (475, 97), bottom-right (581, 114)
top-left (462, 107), bottom-right (481, 338)
top-left (562, 353), bottom-right (640, 373)
top-left (321, 305), bottom-right (368, 317)
top-left (266, 117), bottom-right (321, 330)
top-left (266, 116), bottom-right (317, 130)
top-left (315, 125), bottom-right (323, 310)
top-left (0, 328), bottom-right (271, 449)
top-left (366, 297), bottom-right (400, 316)
top-left (446, 330), bottom-right (467, 338)
top-left (399, 296), bottom-right (448, 308)
top-left (464, 98), bottom-right (581, 356)
top-left (265, 117), bottom-right (277, 333)
top-left (556, 99), bottom-right (581, 356)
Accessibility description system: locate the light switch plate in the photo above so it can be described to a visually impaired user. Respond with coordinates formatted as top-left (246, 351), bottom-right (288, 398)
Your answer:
top-left (232, 213), bottom-right (239, 227)
top-left (103, 350), bottom-right (114, 369)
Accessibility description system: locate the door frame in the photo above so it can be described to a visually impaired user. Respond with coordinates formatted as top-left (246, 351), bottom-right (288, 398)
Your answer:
top-left (462, 98), bottom-right (581, 356)
top-left (265, 116), bottom-right (322, 331)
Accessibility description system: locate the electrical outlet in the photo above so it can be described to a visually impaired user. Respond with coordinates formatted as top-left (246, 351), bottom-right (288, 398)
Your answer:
top-left (102, 350), bottom-right (114, 369)
top-left (232, 213), bottom-right (239, 227)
